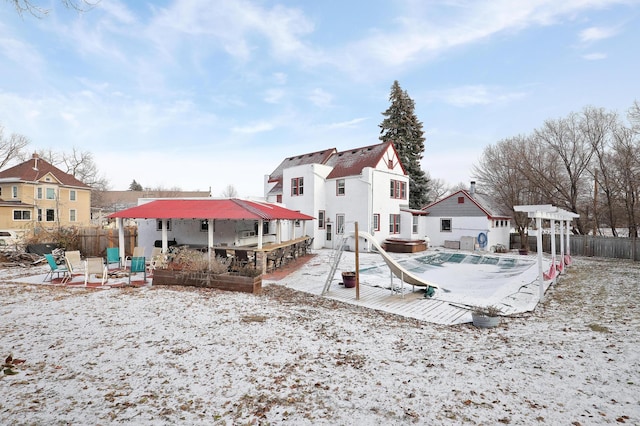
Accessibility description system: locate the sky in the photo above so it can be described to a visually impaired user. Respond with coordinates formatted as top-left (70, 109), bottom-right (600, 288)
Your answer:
top-left (1, 0), bottom-right (639, 197)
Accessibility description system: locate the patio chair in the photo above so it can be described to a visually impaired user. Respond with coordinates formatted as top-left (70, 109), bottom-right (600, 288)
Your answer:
top-left (303, 237), bottom-right (314, 255)
top-left (147, 247), bottom-right (163, 274)
top-left (125, 246), bottom-right (145, 268)
top-left (215, 248), bottom-right (228, 260)
top-left (106, 247), bottom-right (121, 270)
top-left (266, 248), bottom-right (285, 272)
top-left (233, 250), bottom-right (251, 270)
top-left (43, 253), bottom-right (70, 283)
top-left (126, 256), bottom-right (147, 285)
top-left (85, 257), bottom-right (107, 287)
top-left (65, 250), bottom-right (84, 275)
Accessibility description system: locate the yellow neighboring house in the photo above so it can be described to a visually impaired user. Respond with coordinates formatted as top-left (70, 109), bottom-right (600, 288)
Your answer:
top-left (0, 153), bottom-right (92, 232)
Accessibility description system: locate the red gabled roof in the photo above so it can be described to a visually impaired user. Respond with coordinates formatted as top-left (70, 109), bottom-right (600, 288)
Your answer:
top-left (108, 198), bottom-right (314, 221)
top-left (267, 148), bottom-right (336, 183)
top-left (326, 141), bottom-right (402, 179)
top-left (0, 153), bottom-right (90, 188)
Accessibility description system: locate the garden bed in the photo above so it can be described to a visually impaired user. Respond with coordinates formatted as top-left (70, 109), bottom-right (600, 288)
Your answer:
top-left (152, 269), bottom-right (262, 294)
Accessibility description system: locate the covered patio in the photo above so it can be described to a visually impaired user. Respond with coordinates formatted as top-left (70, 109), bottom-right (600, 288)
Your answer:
top-left (108, 198), bottom-right (315, 274)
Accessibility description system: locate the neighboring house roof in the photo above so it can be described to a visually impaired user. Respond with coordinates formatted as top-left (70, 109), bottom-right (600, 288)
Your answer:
top-left (422, 189), bottom-right (512, 219)
top-left (96, 190), bottom-right (211, 209)
top-left (108, 198), bottom-right (315, 221)
top-left (0, 153), bottom-right (90, 189)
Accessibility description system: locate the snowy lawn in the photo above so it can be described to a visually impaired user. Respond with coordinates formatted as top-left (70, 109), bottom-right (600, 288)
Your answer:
top-left (1, 256), bottom-right (639, 425)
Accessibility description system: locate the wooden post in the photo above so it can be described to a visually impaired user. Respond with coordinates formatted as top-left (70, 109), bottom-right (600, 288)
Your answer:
top-left (355, 221), bottom-right (360, 301)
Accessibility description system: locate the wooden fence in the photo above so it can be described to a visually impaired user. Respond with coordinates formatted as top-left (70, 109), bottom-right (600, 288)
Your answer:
top-left (510, 234), bottom-right (639, 261)
top-left (75, 227), bottom-right (138, 257)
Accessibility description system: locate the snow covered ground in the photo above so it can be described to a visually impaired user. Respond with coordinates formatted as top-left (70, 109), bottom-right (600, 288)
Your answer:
top-left (1, 255), bottom-right (639, 425)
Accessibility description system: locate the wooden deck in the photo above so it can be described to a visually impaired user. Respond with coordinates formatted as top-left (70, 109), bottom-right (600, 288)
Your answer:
top-left (273, 252), bottom-right (474, 326)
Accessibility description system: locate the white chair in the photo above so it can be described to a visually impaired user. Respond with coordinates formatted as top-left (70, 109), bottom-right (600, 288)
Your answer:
top-left (84, 257), bottom-right (108, 287)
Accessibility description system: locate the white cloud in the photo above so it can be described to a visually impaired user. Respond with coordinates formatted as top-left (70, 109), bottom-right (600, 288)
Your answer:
top-left (579, 25), bottom-right (619, 43)
top-left (582, 52), bottom-right (607, 60)
top-left (308, 88), bottom-right (333, 108)
top-left (231, 121), bottom-right (276, 134)
top-left (264, 89), bottom-right (285, 104)
top-left (323, 118), bottom-right (369, 130)
top-left (429, 85), bottom-right (528, 107)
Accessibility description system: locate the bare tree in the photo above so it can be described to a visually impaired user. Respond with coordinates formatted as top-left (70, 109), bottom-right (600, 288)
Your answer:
top-left (581, 107), bottom-right (619, 235)
top-left (611, 124), bottom-right (640, 238)
top-left (6, 0), bottom-right (98, 17)
top-left (0, 125), bottom-right (30, 170)
top-left (36, 147), bottom-right (110, 190)
top-left (531, 112), bottom-right (595, 233)
top-left (221, 184), bottom-right (238, 198)
top-left (473, 135), bottom-right (540, 248)
top-left (424, 173), bottom-right (448, 203)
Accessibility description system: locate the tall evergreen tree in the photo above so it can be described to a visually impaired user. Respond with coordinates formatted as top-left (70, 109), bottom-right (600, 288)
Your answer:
top-left (379, 80), bottom-right (430, 209)
top-left (129, 179), bottom-right (143, 191)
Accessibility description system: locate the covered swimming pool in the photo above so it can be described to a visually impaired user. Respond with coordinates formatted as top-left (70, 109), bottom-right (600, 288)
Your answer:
top-left (358, 251), bottom-right (543, 311)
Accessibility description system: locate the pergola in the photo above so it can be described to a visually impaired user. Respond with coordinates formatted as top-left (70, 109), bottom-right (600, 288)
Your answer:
top-left (514, 205), bottom-right (580, 301)
top-left (108, 198), bottom-right (315, 263)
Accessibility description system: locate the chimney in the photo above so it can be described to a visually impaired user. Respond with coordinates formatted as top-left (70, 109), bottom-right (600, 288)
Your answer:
top-left (470, 181), bottom-right (476, 196)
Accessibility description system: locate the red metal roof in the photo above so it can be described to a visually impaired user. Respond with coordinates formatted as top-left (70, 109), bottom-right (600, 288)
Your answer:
top-left (107, 198), bottom-right (314, 221)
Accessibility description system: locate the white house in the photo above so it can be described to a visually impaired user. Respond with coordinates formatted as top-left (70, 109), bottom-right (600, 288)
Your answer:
top-left (420, 182), bottom-right (512, 250)
top-left (264, 142), bottom-right (422, 250)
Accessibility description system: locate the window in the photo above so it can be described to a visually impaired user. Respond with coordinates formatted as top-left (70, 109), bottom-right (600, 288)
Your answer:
top-left (336, 179), bottom-right (345, 196)
top-left (318, 210), bottom-right (325, 229)
top-left (13, 210), bottom-right (31, 220)
top-left (200, 220), bottom-right (209, 232)
top-left (458, 196), bottom-right (464, 204)
top-left (70, 190), bottom-right (76, 201)
top-left (412, 216), bottom-right (419, 234)
top-left (37, 188), bottom-right (43, 199)
top-left (0, 187), bottom-right (2, 196)
top-left (69, 209), bottom-right (77, 222)
top-left (373, 213), bottom-right (380, 231)
top-left (38, 209), bottom-right (42, 221)
top-left (336, 214), bottom-right (345, 234)
top-left (46, 209), bottom-right (55, 222)
top-left (291, 177), bottom-right (304, 196)
top-left (390, 180), bottom-right (406, 199)
top-left (12, 186), bottom-right (18, 198)
top-left (441, 218), bottom-right (452, 232)
top-left (46, 188), bottom-right (55, 200)
top-left (389, 214), bottom-right (400, 234)
top-left (156, 219), bottom-right (172, 231)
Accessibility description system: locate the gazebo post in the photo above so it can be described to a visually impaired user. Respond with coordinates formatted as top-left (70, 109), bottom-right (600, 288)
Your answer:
top-left (559, 220), bottom-right (565, 274)
top-left (550, 218), bottom-right (556, 270)
top-left (536, 215), bottom-right (544, 302)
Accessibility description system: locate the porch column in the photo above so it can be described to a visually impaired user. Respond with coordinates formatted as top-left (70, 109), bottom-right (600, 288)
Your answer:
top-left (162, 219), bottom-right (169, 253)
top-left (276, 220), bottom-right (282, 244)
top-left (117, 218), bottom-right (125, 265)
top-left (207, 219), bottom-right (214, 268)
top-left (257, 219), bottom-right (264, 249)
